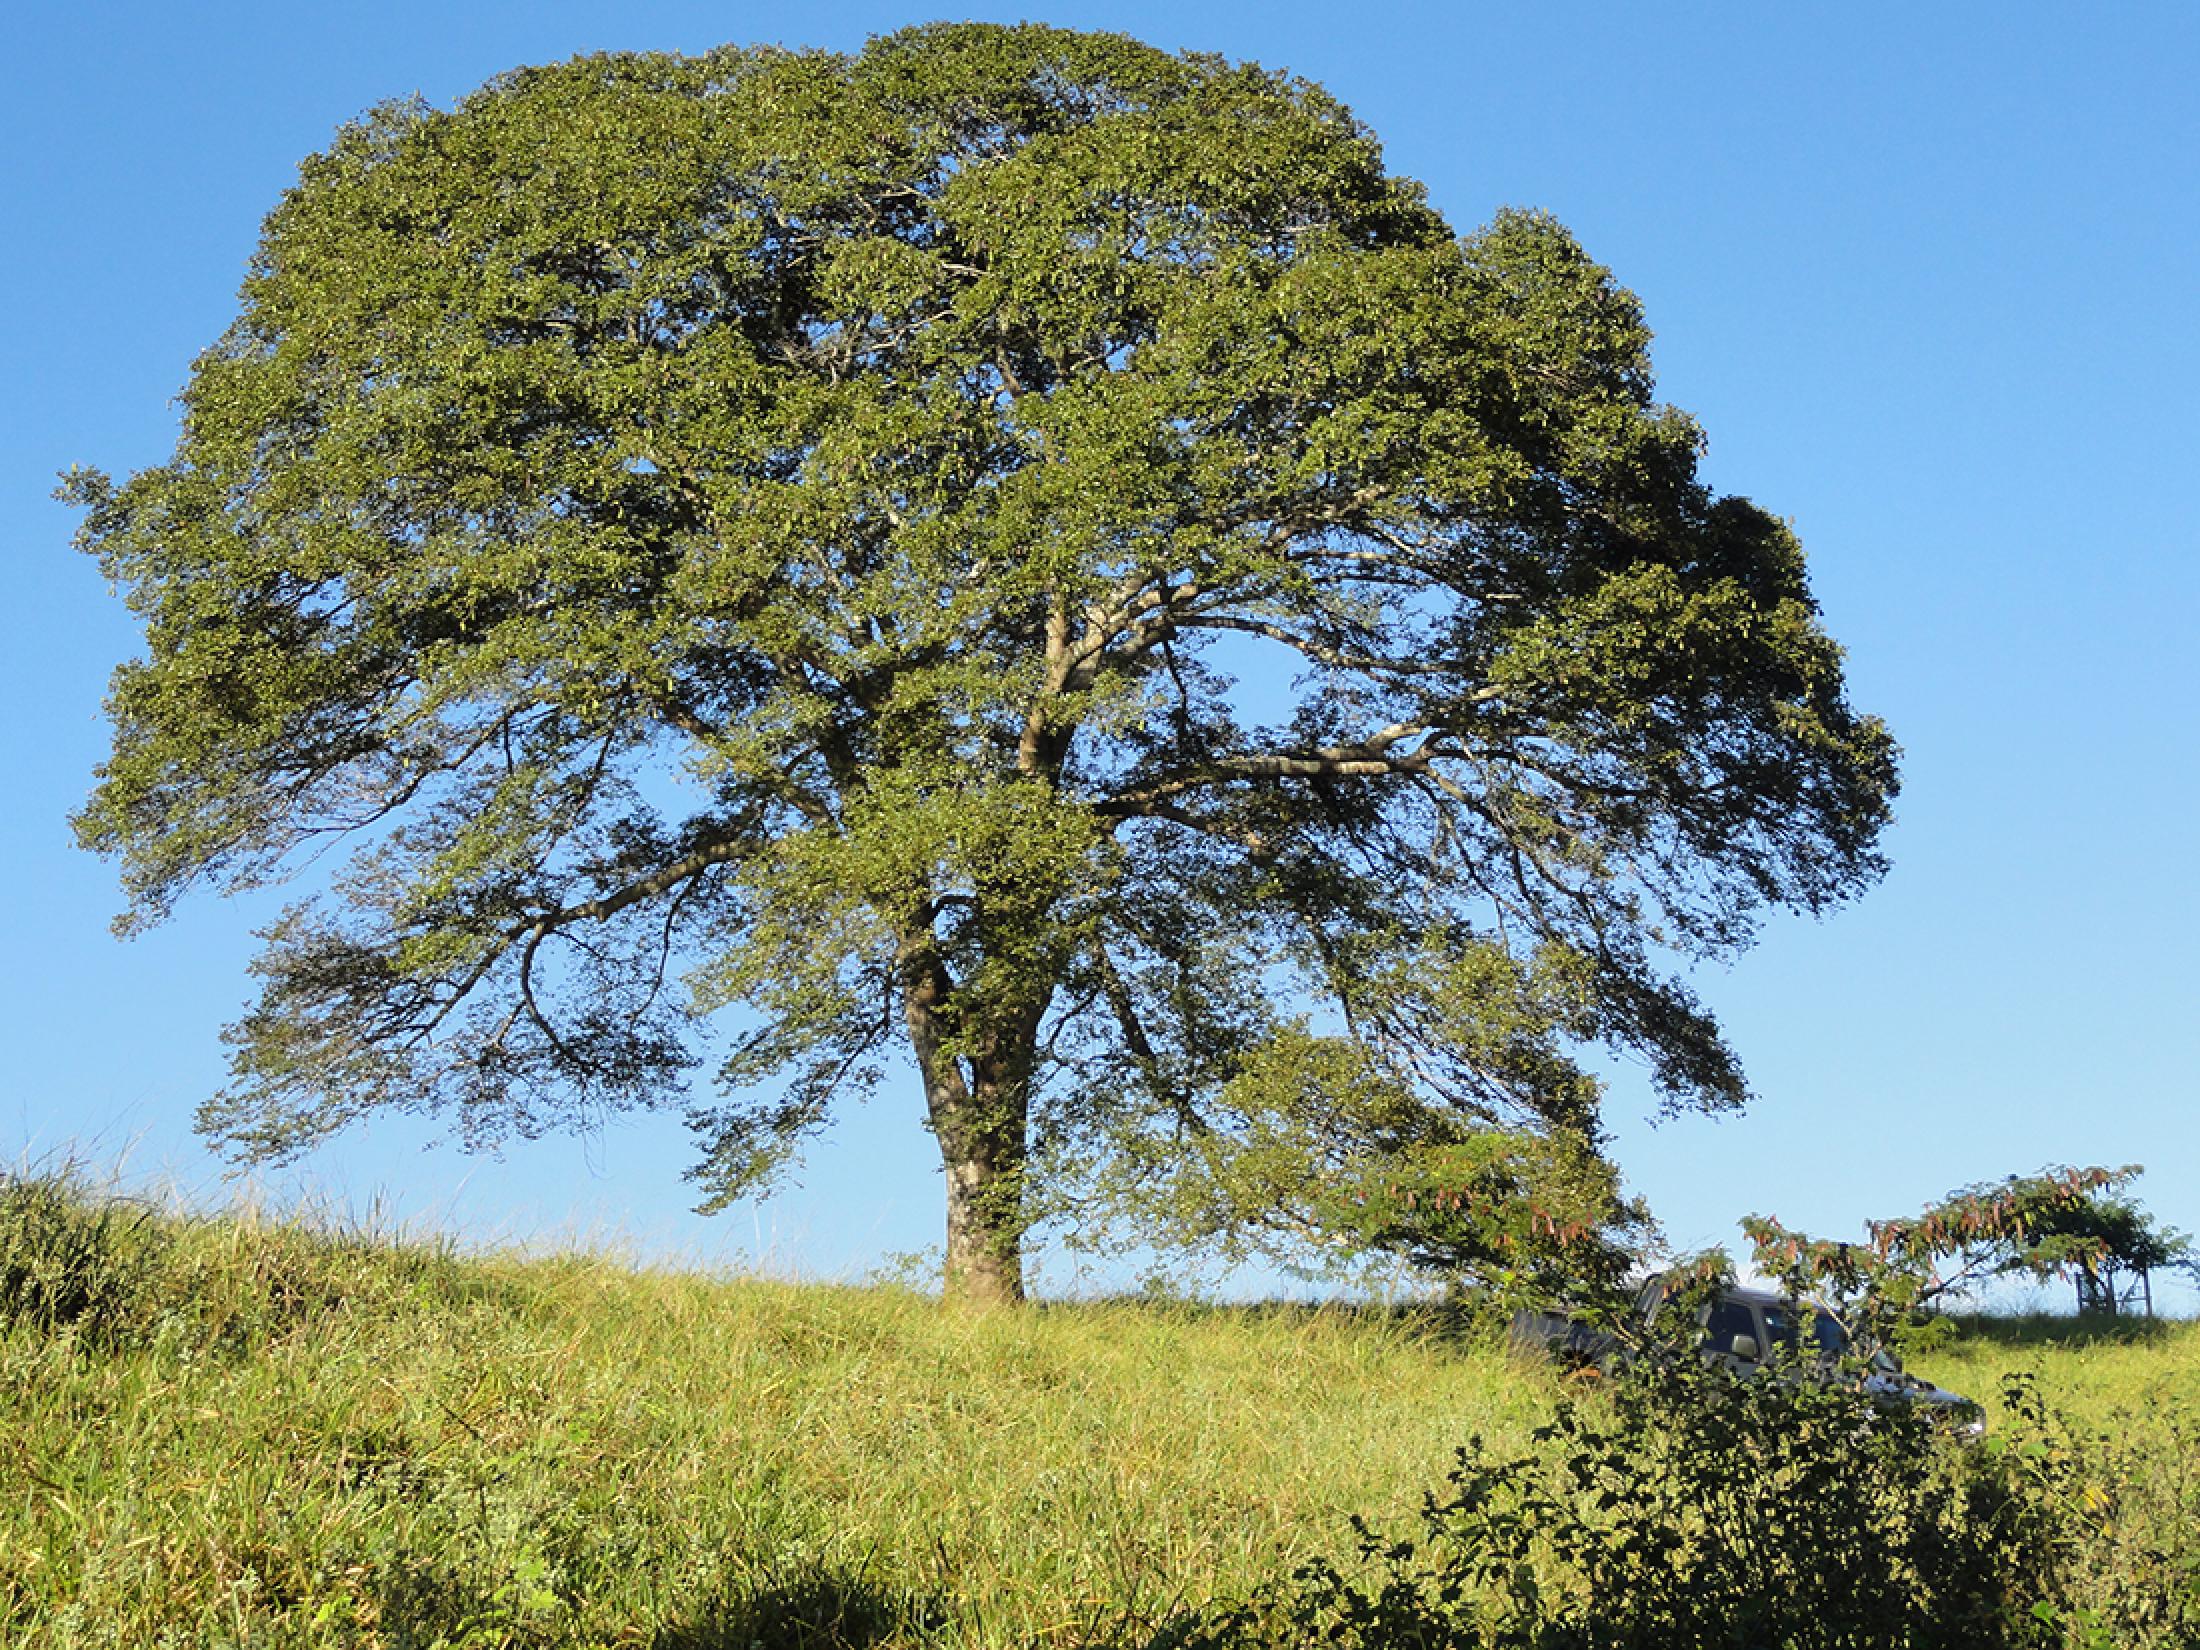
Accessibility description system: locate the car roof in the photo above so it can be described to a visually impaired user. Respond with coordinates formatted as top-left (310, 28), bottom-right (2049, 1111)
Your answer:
top-left (1640, 1277), bottom-right (1795, 1309)
top-left (1724, 1286), bottom-right (1787, 1306)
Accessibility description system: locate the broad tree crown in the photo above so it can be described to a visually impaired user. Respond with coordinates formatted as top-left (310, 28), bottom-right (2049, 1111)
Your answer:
top-left (69, 25), bottom-right (1897, 1300)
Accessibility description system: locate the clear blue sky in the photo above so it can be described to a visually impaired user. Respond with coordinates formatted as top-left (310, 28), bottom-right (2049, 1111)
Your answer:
top-left (7, 3), bottom-right (2195, 1307)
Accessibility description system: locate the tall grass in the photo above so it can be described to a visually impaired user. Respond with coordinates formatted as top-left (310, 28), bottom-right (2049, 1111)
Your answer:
top-left (0, 1169), bottom-right (1546, 1646)
top-left (2, 1169), bottom-right (2194, 1647)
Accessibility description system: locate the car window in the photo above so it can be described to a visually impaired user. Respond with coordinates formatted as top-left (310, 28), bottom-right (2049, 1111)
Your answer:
top-left (1756, 1302), bottom-right (1851, 1358)
top-left (1703, 1299), bottom-right (1761, 1355)
top-left (1762, 1302), bottom-right (1802, 1350)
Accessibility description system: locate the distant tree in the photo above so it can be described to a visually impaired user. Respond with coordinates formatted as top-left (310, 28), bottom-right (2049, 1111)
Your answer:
top-left (1746, 1165), bottom-right (2194, 1338)
top-left (67, 25), bottom-right (1896, 1303)
top-left (1993, 1182), bottom-right (2196, 1316)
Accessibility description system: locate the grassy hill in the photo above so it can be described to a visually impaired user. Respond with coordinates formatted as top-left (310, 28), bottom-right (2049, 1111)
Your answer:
top-left (3, 1173), bottom-right (2195, 1648)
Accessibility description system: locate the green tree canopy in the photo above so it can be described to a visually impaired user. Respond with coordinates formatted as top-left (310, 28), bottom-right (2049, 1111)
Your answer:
top-left (69, 24), bottom-right (1897, 1302)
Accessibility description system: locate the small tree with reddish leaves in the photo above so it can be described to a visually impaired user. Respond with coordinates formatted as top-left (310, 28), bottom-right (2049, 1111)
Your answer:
top-left (1742, 1165), bottom-right (2188, 1345)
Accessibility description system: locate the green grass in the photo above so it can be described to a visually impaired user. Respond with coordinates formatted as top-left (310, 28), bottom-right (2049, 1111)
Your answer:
top-left (3, 1171), bottom-right (2195, 1648)
top-left (1931, 1310), bottom-right (2200, 1428)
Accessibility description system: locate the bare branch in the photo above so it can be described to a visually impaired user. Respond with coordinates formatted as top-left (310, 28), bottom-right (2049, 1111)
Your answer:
top-left (1173, 613), bottom-right (1473, 679)
top-left (1095, 797), bottom-right (1271, 858)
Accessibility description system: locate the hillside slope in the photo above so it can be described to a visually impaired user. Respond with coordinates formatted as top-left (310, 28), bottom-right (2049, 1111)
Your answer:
top-left (3, 1175), bottom-right (2194, 1647)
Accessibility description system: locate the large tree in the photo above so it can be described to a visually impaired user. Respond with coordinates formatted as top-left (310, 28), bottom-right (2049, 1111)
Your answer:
top-left (69, 25), bottom-right (1896, 1303)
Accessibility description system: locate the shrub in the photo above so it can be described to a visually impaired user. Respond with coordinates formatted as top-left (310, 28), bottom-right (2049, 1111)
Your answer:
top-left (1173, 1356), bottom-right (2197, 1649)
top-left (1997, 1374), bottom-right (2200, 1649)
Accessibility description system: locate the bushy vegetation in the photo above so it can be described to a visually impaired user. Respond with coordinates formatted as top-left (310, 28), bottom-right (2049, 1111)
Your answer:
top-left (1174, 1359), bottom-right (2200, 1649)
top-left (2, 1171), bottom-right (2194, 1648)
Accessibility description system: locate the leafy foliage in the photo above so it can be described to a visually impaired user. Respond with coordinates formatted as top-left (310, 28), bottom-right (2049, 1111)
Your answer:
top-left (1745, 1166), bottom-right (2193, 1346)
top-left (1980, 1183), bottom-right (2197, 1315)
top-left (69, 24), bottom-right (1896, 1295)
top-left (1177, 1357), bottom-right (2200, 1650)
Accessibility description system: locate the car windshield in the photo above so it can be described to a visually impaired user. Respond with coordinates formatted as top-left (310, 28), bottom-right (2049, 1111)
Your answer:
top-left (1762, 1303), bottom-right (1850, 1356)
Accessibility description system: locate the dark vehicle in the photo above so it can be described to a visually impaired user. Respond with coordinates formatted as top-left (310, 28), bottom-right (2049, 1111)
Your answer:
top-left (1513, 1276), bottom-right (1982, 1430)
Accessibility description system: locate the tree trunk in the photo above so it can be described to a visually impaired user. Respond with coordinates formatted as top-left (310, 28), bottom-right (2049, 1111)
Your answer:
top-left (939, 1085), bottom-right (1027, 1306)
top-left (899, 935), bottom-right (1036, 1306)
